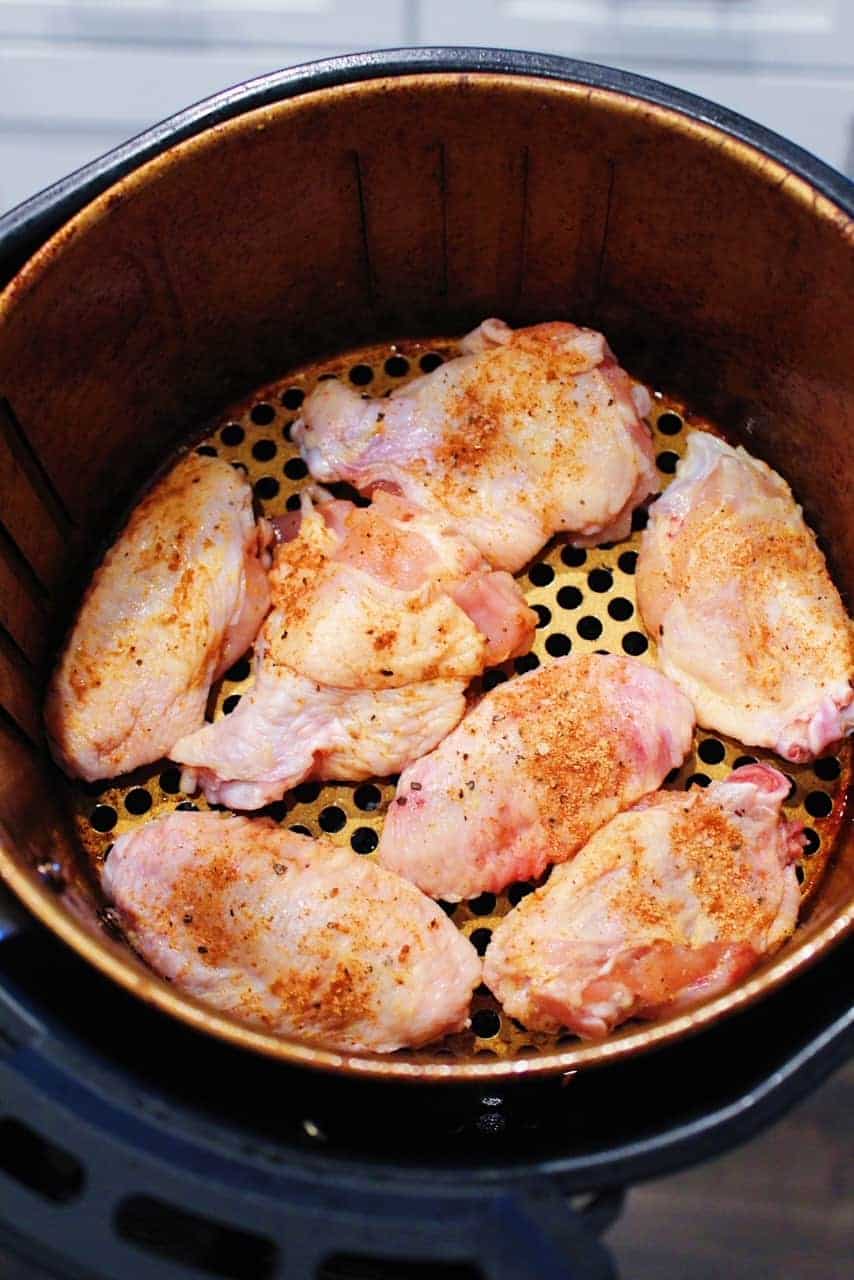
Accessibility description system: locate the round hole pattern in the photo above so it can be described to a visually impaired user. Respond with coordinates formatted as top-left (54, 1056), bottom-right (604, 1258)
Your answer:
top-left (69, 339), bottom-right (850, 1067)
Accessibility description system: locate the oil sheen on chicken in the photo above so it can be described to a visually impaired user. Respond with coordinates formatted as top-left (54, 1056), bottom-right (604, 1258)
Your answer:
top-left (484, 765), bottom-right (802, 1038)
top-left (637, 432), bottom-right (854, 761)
top-left (44, 453), bottom-right (270, 781)
top-left (171, 488), bottom-right (536, 809)
top-left (294, 319), bottom-right (657, 572)
top-left (377, 654), bottom-right (695, 901)
top-left (103, 811), bottom-right (481, 1053)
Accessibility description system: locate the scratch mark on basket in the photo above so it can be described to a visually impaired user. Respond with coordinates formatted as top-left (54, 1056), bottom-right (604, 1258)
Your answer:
top-left (438, 141), bottom-right (449, 302)
top-left (592, 160), bottom-right (617, 320)
top-left (352, 150), bottom-right (377, 312)
top-left (0, 396), bottom-right (76, 533)
top-left (512, 145), bottom-right (531, 314)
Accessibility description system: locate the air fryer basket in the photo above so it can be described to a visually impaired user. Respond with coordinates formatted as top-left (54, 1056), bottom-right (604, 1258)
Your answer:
top-left (0, 51), bottom-right (852, 1083)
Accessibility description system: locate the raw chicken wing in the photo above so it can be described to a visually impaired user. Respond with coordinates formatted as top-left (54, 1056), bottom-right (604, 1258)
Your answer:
top-left (637, 432), bottom-right (854, 761)
top-left (484, 765), bottom-right (802, 1038)
top-left (45, 454), bottom-right (270, 780)
top-left (294, 319), bottom-right (657, 572)
top-left (103, 811), bottom-right (481, 1052)
top-left (378, 654), bottom-right (695, 900)
top-left (172, 489), bottom-right (535, 808)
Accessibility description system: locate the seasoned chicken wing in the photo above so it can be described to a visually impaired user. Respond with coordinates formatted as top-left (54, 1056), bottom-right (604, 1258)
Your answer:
top-left (45, 454), bottom-right (270, 781)
top-left (294, 319), bottom-right (657, 572)
top-left (637, 432), bottom-right (854, 761)
top-left (484, 765), bottom-right (802, 1038)
top-left (377, 654), bottom-right (695, 901)
top-left (172, 489), bottom-right (535, 809)
top-left (103, 811), bottom-right (481, 1052)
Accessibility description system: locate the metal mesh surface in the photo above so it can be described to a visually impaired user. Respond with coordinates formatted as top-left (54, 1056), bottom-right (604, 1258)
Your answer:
top-left (71, 337), bottom-right (851, 1062)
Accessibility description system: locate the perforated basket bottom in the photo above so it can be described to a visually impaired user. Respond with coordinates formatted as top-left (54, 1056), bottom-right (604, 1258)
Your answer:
top-left (72, 336), bottom-right (851, 1063)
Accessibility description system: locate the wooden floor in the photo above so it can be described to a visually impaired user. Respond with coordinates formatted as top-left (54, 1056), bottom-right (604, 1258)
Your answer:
top-left (608, 1059), bottom-right (854, 1279)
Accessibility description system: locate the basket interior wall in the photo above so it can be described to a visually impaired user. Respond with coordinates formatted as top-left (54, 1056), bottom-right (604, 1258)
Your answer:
top-left (0, 71), bottom-right (852, 1069)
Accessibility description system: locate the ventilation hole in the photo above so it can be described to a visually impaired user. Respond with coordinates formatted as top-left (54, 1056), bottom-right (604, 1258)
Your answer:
top-left (159, 767), bottom-right (182, 794)
top-left (561, 546), bottom-right (587, 568)
top-left (350, 827), bottom-right (378, 855)
top-left (295, 782), bottom-right (321, 804)
top-left (594, 648), bottom-right (611, 655)
top-left (124, 788), bottom-right (152, 816)
top-left (657, 411), bottom-right (683, 435)
top-left (225, 657), bottom-right (251, 683)
top-left (557, 585), bottom-right (583, 611)
top-left (420, 353), bottom-right (444, 373)
top-left (577, 616), bottom-right (603, 641)
top-left (353, 784), bottom-right (380, 812)
top-left (289, 824), bottom-right (311, 837)
top-left (656, 451), bottom-right (679, 475)
top-left (469, 928), bottom-right (492, 956)
top-left (90, 804), bottom-right (117, 833)
top-left (196, 445), bottom-right (218, 457)
top-left (803, 827), bottom-right (820, 856)
top-left (528, 562), bottom-right (554, 587)
top-left (220, 423), bottom-right (244, 446)
top-left (222, 695), bottom-right (241, 715)
top-left (254, 477), bottom-right (279, 501)
top-left (795, 864), bottom-right (805, 884)
top-left (281, 387), bottom-right (304, 410)
top-left (482, 668), bottom-right (509, 691)
top-left (285, 492), bottom-right (301, 511)
top-left (319, 1257), bottom-right (483, 1280)
top-left (260, 801), bottom-right (286, 823)
top-left (734, 755), bottom-right (758, 769)
top-left (805, 791), bottom-right (833, 819)
top-left (507, 881), bottom-right (534, 906)
top-left (318, 372), bottom-right (338, 382)
top-left (608, 597), bottom-right (633, 622)
top-left (545, 633), bottom-right (572, 657)
top-left (472, 1009), bottom-right (501, 1039)
top-left (349, 364), bottom-right (374, 386)
top-left (248, 403), bottom-right (275, 427)
top-left (384, 355), bottom-right (410, 377)
top-left (783, 775), bottom-right (798, 803)
top-left (618, 550), bottom-right (638, 575)
top-left (665, 767), bottom-right (681, 784)
top-left (282, 420), bottom-right (294, 442)
top-left (176, 801), bottom-right (199, 812)
top-left (587, 569), bottom-right (613, 593)
top-left (230, 461), bottom-right (248, 475)
top-left (115, 1196), bottom-right (276, 1280)
top-left (621, 631), bottom-right (649, 656)
top-left (686, 773), bottom-right (711, 789)
top-left (0, 1118), bottom-right (84, 1203)
top-left (813, 756), bottom-right (841, 781)
top-left (697, 738), bottom-right (726, 765)
top-left (631, 507), bottom-right (649, 532)
top-left (439, 900), bottom-right (457, 917)
top-left (468, 892), bottom-right (496, 916)
top-left (251, 439), bottom-right (277, 462)
top-left (319, 806), bottom-right (346, 833)
top-left (533, 603), bottom-right (551, 629)
top-left (515, 653), bottom-right (540, 674)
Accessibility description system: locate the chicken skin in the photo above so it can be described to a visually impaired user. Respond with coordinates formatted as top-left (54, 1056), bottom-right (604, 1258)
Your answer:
top-left (484, 765), bottom-right (802, 1039)
top-left (637, 432), bottom-right (854, 762)
top-left (172, 489), bottom-right (535, 809)
top-left (103, 811), bottom-right (481, 1052)
top-left (377, 654), bottom-right (695, 901)
top-left (294, 319), bottom-right (657, 572)
top-left (45, 454), bottom-right (270, 781)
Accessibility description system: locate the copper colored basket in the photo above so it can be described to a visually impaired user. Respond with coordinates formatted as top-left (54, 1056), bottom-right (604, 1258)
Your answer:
top-left (0, 52), bottom-right (852, 1082)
